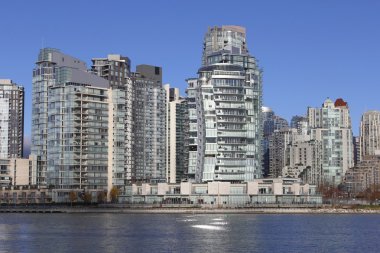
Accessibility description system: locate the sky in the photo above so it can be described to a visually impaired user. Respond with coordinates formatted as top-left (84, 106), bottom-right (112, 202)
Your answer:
top-left (1, 0), bottom-right (380, 142)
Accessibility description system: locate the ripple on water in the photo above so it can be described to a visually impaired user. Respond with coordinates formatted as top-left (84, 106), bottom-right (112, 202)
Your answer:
top-left (209, 222), bottom-right (228, 225)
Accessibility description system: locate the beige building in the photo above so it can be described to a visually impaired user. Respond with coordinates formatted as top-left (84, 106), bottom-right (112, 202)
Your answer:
top-left (121, 178), bottom-right (321, 206)
top-left (9, 158), bottom-right (30, 186)
top-left (344, 155), bottom-right (380, 195)
top-left (308, 98), bottom-right (354, 185)
top-left (360, 111), bottom-right (380, 160)
top-left (164, 84), bottom-right (188, 183)
top-left (0, 157), bottom-right (32, 187)
top-left (0, 186), bottom-right (51, 204)
top-left (283, 139), bottom-right (322, 185)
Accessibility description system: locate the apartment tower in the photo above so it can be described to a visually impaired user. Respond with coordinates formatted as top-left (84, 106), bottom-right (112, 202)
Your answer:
top-left (189, 25), bottom-right (263, 182)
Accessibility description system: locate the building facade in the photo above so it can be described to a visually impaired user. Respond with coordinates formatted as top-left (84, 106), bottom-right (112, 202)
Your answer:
top-left (262, 106), bottom-right (288, 176)
top-left (32, 48), bottom-right (116, 201)
top-left (353, 136), bottom-right (360, 166)
top-left (120, 178), bottom-right (321, 206)
top-left (91, 54), bottom-right (133, 191)
top-left (269, 128), bottom-right (295, 178)
top-left (344, 155), bottom-right (380, 195)
top-left (308, 98), bottom-right (354, 185)
top-left (360, 111), bottom-right (380, 161)
top-left (186, 78), bottom-right (199, 181)
top-left (191, 25), bottom-right (263, 183)
top-left (131, 65), bottom-right (166, 183)
top-left (0, 79), bottom-right (24, 158)
top-left (283, 139), bottom-right (323, 185)
top-left (0, 157), bottom-right (30, 187)
top-left (164, 85), bottom-right (188, 183)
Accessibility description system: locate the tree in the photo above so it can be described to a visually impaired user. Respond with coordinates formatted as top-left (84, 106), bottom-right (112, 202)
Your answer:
top-left (109, 186), bottom-right (120, 203)
top-left (97, 191), bottom-right (106, 204)
top-left (69, 191), bottom-right (77, 207)
top-left (364, 184), bottom-right (380, 205)
top-left (83, 192), bottom-right (92, 204)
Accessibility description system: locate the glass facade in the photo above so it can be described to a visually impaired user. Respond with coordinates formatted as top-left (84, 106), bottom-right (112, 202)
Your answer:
top-left (308, 98), bottom-right (354, 185)
top-left (186, 78), bottom-right (199, 181)
top-left (32, 48), bottom-right (110, 196)
top-left (91, 55), bottom-right (133, 192)
top-left (191, 26), bottom-right (263, 182)
top-left (131, 66), bottom-right (166, 183)
top-left (47, 86), bottom-right (109, 191)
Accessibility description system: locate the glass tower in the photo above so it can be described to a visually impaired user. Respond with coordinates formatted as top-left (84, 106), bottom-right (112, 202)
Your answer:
top-left (192, 25), bottom-right (263, 182)
top-left (130, 65), bottom-right (166, 183)
top-left (32, 48), bottom-right (110, 196)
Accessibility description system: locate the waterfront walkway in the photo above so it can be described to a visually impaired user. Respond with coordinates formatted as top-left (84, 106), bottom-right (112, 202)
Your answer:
top-left (1, 206), bottom-right (380, 214)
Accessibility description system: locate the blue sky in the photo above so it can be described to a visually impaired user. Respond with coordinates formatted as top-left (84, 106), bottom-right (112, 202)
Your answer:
top-left (1, 0), bottom-right (380, 138)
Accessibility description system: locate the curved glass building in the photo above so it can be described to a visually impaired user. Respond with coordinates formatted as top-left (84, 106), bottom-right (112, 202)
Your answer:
top-left (189, 26), bottom-right (263, 183)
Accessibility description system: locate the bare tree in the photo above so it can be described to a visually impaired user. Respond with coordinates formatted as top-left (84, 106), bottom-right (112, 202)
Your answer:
top-left (69, 191), bottom-right (77, 207)
top-left (97, 191), bottom-right (106, 204)
top-left (109, 186), bottom-right (120, 203)
top-left (83, 192), bottom-right (92, 204)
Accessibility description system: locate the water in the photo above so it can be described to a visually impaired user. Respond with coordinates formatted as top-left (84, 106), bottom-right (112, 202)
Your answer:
top-left (0, 213), bottom-right (379, 252)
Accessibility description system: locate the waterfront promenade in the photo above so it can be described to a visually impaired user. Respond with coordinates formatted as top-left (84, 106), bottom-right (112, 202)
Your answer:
top-left (1, 205), bottom-right (379, 214)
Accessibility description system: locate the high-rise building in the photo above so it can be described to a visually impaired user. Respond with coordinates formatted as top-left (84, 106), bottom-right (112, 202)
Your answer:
top-left (91, 54), bottom-right (133, 191)
top-left (353, 136), bottom-right (360, 166)
top-left (262, 106), bottom-right (288, 176)
top-left (360, 111), bottom-right (380, 161)
top-left (290, 115), bottom-right (308, 135)
top-left (32, 48), bottom-right (114, 200)
top-left (91, 54), bottom-right (131, 88)
top-left (262, 107), bottom-right (289, 137)
top-left (269, 128), bottom-right (295, 178)
top-left (186, 78), bottom-right (199, 181)
top-left (308, 98), bottom-right (354, 185)
top-left (131, 65), bottom-right (166, 183)
top-left (344, 155), bottom-right (380, 195)
top-left (0, 79), bottom-right (24, 158)
top-left (283, 138), bottom-right (322, 185)
top-left (164, 85), bottom-right (188, 183)
top-left (191, 25), bottom-right (263, 182)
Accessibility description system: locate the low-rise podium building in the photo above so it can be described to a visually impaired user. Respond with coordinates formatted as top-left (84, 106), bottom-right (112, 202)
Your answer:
top-left (120, 178), bottom-right (322, 206)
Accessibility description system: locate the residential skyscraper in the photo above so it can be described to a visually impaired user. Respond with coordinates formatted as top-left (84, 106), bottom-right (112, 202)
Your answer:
top-left (283, 138), bottom-right (322, 185)
top-left (290, 115), bottom-right (308, 135)
top-left (0, 79), bottom-right (24, 158)
top-left (91, 54), bottom-right (131, 88)
top-left (164, 85), bottom-right (189, 183)
top-left (186, 78), bottom-right (198, 181)
top-left (91, 54), bottom-right (133, 190)
top-left (308, 98), bottom-right (354, 185)
top-left (353, 136), bottom-right (360, 166)
top-left (131, 65), bottom-right (166, 183)
top-left (32, 48), bottom-right (114, 200)
top-left (269, 128), bottom-right (295, 178)
top-left (262, 106), bottom-right (288, 176)
top-left (191, 25), bottom-right (263, 182)
top-left (359, 111), bottom-right (380, 160)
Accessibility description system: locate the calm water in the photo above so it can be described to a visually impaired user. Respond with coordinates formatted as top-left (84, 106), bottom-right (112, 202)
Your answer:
top-left (0, 213), bottom-right (379, 253)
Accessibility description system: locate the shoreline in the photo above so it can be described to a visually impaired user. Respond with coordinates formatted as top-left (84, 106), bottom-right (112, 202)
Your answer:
top-left (1, 207), bottom-right (380, 214)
